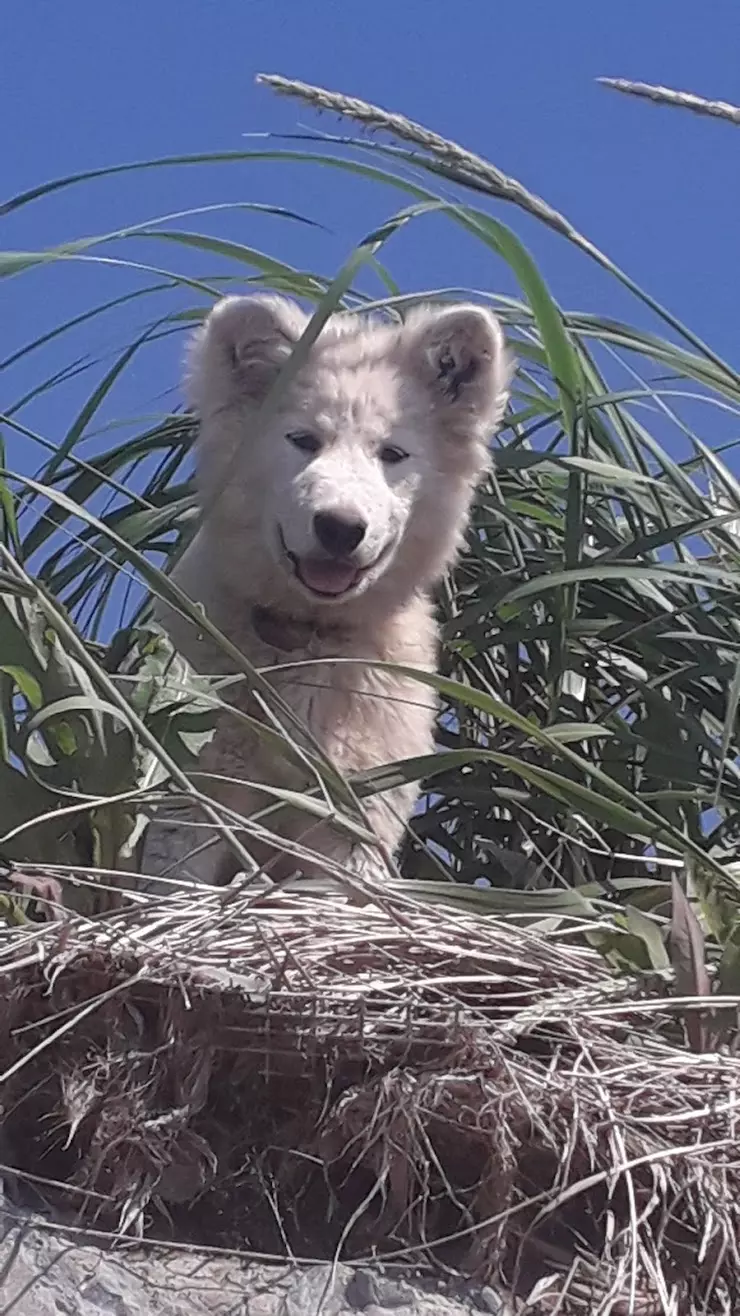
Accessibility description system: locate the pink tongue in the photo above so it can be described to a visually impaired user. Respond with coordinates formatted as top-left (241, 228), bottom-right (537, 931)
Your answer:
top-left (298, 558), bottom-right (359, 595)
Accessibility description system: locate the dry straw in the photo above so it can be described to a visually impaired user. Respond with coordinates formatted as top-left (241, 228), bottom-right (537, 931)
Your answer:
top-left (2, 880), bottom-right (740, 1313)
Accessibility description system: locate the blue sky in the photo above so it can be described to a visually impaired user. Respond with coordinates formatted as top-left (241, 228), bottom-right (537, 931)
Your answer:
top-left (3, 0), bottom-right (740, 488)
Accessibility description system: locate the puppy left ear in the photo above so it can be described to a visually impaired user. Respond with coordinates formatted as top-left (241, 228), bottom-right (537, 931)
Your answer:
top-left (405, 304), bottom-right (513, 431)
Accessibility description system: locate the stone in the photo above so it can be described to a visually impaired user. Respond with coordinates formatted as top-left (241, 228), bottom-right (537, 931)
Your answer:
top-left (0, 1201), bottom-right (514, 1316)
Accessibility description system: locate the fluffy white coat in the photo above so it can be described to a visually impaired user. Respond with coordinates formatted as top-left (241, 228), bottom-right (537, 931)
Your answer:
top-left (143, 294), bottom-right (512, 887)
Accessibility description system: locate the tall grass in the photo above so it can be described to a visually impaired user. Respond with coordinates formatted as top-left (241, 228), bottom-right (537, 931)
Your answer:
top-left (2, 74), bottom-right (740, 991)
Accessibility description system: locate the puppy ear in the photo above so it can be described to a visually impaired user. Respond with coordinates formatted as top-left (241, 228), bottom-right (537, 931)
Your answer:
top-left (186, 294), bottom-right (310, 410)
top-left (404, 303), bottom-right (513, 431)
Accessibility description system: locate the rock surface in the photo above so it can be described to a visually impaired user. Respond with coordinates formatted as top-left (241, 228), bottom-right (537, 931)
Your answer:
top-left (0, 1205), bottom-right (513, 1316)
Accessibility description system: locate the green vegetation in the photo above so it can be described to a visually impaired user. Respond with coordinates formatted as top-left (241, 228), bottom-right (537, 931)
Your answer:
top-left (3, 74), bottom-right (740, 1010)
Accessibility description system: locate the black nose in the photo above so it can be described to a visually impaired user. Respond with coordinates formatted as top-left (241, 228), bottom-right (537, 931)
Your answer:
top-left (313, 510), bottom-right (367, 557)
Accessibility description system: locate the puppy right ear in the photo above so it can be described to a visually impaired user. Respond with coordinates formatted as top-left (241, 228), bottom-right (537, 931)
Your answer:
top-left (186, 294), bottom-right (309, 410)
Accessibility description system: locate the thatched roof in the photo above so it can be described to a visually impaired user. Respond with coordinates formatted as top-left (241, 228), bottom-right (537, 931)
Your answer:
top-left (1, 882), bottom-right (738, 1314)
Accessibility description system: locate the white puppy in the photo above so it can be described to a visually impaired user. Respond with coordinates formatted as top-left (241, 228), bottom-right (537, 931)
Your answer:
top-left (143, 295), bottom-right (512, 887)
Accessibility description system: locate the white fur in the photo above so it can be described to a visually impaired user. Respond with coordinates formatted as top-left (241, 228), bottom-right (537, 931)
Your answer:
top-left (142, 294), bottom-right (512, 887)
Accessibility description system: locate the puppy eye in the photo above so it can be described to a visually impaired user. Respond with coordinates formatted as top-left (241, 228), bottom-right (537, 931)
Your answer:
top-left (286, 430), bottom-right (321, 455)
top-left (379, 444), bottom-right (409, 466)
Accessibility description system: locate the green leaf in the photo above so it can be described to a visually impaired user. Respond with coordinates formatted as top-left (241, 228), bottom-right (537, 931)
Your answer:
top-left (669, 874), bottom-right (711, 1052)
top-left (0, 664), bottom-right (42, 709)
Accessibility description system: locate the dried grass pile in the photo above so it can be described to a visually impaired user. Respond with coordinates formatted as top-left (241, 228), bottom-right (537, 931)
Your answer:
top-left (1, 883), bottom-right (738, 1315)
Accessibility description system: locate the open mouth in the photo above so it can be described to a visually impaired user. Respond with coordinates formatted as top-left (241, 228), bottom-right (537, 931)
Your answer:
top-left (279, 529), bottom-right (364, 598)
top-left (294, 556), bottom-right (362, 597)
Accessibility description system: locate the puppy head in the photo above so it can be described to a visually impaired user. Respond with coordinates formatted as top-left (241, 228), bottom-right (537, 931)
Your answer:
top-left (188, 295), bottom-right (512, 608)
